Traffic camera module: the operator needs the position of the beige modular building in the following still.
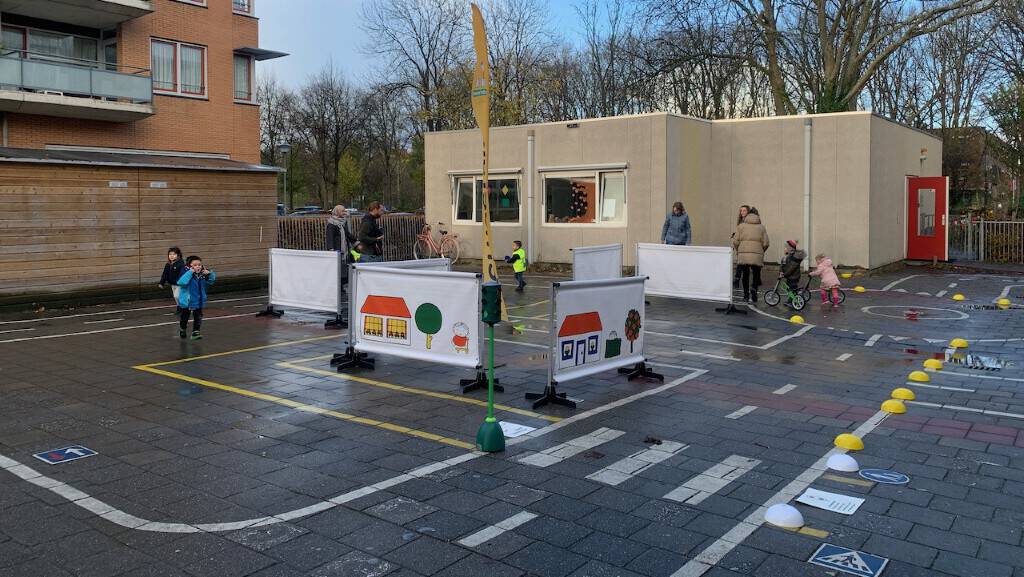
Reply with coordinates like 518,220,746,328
424,111,943,270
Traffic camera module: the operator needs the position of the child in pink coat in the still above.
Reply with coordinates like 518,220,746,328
809,254,841,306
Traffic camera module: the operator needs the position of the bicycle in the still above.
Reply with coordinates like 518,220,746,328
413,222,461,263
762,273,807,310
799,276,847,305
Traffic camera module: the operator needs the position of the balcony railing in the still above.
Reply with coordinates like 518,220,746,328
0,50,152,104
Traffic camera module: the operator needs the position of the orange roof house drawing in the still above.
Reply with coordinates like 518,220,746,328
361,296,412,346
558,312,602,369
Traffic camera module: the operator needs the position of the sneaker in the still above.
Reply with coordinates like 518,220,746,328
515,286,524,292
190,331,202,340
750,293,757,304
179,329,187,339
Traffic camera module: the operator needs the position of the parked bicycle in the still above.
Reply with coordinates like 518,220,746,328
799,276,847,305
762,272,807,310
413,222,461,263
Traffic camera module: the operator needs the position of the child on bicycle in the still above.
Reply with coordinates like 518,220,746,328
809,253,841,307
780,240,805,307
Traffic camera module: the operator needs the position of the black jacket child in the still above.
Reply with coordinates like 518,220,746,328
159,259,185,287
781,249,806,290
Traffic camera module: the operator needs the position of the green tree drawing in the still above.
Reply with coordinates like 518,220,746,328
415,303,443,349
625,309,641,353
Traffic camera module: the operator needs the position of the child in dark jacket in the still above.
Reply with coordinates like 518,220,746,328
158,247,185,310
780,240,806,304
176,255,216,340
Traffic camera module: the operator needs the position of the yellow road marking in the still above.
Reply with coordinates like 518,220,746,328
146,335,343,367
507,299,550,311
133,363,475,450
278,358,561,422
780,525,830,538
821,473,875,487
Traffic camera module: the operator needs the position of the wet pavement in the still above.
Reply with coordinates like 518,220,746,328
2,268,1024,577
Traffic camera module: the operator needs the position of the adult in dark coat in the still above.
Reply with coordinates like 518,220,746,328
326,205,356,254
358,201,385,262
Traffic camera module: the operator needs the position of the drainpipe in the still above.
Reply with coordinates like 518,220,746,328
1,112,7,147
527,129,536,263
803,118,812,271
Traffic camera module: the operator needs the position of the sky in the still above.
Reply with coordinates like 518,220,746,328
258,0,583,89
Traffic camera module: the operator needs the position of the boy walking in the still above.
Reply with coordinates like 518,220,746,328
177,255,216,339
505,240,527,292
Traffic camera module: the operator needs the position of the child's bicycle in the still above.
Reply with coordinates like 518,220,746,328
762,273,807,310
413,222,461,263
799,276,847,305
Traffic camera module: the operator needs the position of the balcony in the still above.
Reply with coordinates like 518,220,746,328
0,0,152,28
0,52,154,122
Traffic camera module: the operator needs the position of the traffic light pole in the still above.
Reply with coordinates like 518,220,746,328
476,281,505,452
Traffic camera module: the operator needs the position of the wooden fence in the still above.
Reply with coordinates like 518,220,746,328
277,214,426,261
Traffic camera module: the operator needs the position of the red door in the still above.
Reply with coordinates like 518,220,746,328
907,176,949,261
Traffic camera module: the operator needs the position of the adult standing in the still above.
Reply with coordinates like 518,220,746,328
661,202,692,245
358,201,386,262
326,205,356,254
732,205,750,288
732,208,769,303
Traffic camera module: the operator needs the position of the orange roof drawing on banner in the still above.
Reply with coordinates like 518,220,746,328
559,312,603,336
361,296,412,318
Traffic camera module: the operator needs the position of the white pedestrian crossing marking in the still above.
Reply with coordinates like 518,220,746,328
836,353,852,361
724,406,757,419
773,384,797,395
663,455,761,505
457,511,538,547
517,427,625,468
863,334,882,347
818,551,872,572
586,441,689,486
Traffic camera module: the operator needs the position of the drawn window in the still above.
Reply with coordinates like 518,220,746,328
562,341,573,360
364,316,383,337
587,335,599,355
386,319,407,339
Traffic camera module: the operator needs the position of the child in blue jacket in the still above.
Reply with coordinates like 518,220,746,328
177,255,215,339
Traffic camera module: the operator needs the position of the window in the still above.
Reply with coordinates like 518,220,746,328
151,39,206,97
233,54,253,101
543,171,626,225
174,0,207,6
918,189,935,237
1,26,25,58
233,0,254,15
452,176,520,223
386,319,408,339
1,26,98,64
364,316,383,337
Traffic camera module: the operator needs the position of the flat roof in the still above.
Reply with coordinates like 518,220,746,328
0,147,282,172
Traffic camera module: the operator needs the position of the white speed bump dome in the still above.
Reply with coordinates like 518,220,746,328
765,503,804,529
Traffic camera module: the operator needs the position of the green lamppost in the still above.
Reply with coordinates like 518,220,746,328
476,280,505,452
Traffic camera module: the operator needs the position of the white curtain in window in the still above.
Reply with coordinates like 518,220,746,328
29,30,72,60
2,28,25,58
72,37,98,63
600,173,626,222
233,54,250,99
151,41,174,90
180,44,203,94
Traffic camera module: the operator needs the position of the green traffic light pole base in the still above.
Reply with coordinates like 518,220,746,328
476,417,505,452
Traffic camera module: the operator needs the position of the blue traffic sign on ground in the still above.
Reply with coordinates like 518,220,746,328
810,544,889,577
33,445,97,465
859,468,909,485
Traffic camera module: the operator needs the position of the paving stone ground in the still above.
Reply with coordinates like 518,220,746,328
3,268,1024,576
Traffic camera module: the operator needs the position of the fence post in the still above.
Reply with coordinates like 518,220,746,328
979,218,985,262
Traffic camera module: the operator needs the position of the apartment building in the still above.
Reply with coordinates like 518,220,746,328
0,0,286,306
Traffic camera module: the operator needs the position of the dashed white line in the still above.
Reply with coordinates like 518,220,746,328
0,328,35,335
907,401,1024,420
882,275,921,291
458,511,538,547
904,381,975,393
0,295,266,325
836,353,853,362
0,313,253,344
664,455,761,505
935,290,948,298
586,441,689,486
517,427,625,468
863,334,883,347
772,384,797,395
82,318,125,325
724,406,757,420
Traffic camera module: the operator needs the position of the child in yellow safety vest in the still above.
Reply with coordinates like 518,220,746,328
504,240,527,292
349,242,364,263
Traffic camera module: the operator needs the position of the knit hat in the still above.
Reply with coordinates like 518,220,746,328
786,240,799,250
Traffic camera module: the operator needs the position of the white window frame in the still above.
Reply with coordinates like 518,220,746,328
450,174,522,226
541,169,628,228
173,0,207,6
151,38,208,99
233,53,254,103
232,0,255,15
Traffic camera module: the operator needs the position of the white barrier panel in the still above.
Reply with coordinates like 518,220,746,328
269,248,342,313
356,258,451,271
550,276,646,383
636,243,733,303
351,267,481,369
572,244,623,281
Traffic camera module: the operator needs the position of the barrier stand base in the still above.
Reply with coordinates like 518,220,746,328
525,383,576,410
331,346,375,371
324,315,347,330
617,361,665,382
461,371,503,394
256,305,284,318
714,302,748,315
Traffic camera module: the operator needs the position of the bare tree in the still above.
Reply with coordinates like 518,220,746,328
257,74,293,166
482,0,555,125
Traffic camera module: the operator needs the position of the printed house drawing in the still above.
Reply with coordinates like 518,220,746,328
559,312,603,369
361,296,412,346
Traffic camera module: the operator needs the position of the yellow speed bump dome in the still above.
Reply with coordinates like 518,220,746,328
923,358,943,370
881,399,907,414
952,293,966,301
891,387,916,401
841,273,853,279
853,286,866,292
998,298,1011,308
908,370,930,383
949,338,969,349
789,315,804,324
834,433,864,451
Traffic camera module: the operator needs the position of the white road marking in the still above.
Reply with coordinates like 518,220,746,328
916,292,932,296
586,441,689,486
889,336,909,342
82,318,125,325
724,406,757,420
670,410,891,577
881,275,921,291
863,334,882,347
664,455,761,505
836,353,853,361
995,285,1024,303
458,511,538,547
232,303,267,308
0,328,34,335
773,384,797,395
907,401,1024,420
0,313,253,344
933,371,1024,383
518,427,626,467
935,291,948,298
904,381,975,392
949,283,958,288
0,295,266,325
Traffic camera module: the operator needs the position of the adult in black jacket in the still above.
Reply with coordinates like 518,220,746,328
326,205,356,254
358,201,385,262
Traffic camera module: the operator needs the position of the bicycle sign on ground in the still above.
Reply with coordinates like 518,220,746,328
33,445,97,465
809,544,889,577
859,469,909,485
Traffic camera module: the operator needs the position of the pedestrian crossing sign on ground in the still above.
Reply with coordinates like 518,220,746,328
809,543,888,577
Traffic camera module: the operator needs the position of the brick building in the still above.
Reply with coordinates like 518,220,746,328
0,0,285,306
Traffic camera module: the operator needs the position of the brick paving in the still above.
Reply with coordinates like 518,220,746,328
1,270,1024,576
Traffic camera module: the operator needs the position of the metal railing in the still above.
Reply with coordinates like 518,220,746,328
277,214,426,261
950,219,1024,263
0,50,152,104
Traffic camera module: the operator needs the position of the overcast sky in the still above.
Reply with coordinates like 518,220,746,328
257,0,584,89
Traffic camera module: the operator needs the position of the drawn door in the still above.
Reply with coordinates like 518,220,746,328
575,339,586,365
907,176,949,261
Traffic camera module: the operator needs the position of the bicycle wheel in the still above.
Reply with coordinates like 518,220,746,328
800,287,811,302
834,288,847,305
792,294,806,311
413,239,432,260
439,236,460,264
763,290,781,307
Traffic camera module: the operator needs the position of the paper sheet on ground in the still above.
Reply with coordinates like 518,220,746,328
796,488,864,515
499,422,536,438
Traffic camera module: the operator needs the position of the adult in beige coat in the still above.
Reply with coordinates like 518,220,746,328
732,211,770,303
